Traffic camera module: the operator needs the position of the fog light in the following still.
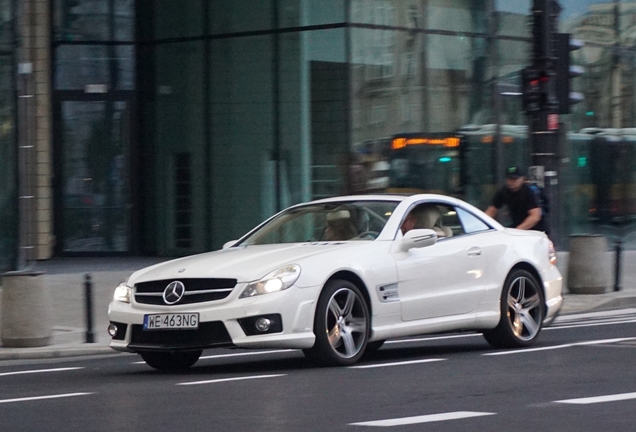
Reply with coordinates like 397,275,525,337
108,323,118,337
255,318,271,332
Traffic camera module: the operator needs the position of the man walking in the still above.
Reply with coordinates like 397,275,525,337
485,166,547,232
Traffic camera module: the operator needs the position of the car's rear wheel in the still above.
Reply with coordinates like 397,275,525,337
365,340,385,353
303,280,369,366
483,269,545,349
139,350,202,371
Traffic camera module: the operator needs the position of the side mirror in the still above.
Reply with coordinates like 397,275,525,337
222,240,238,249
400,229,437,251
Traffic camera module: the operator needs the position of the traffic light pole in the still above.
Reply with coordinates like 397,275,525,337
524,1,583,245
526,0,562,243
529,108,560,241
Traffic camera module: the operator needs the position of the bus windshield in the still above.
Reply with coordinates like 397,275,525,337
388,133,462,195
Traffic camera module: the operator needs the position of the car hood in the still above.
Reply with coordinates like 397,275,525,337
127,242,367,285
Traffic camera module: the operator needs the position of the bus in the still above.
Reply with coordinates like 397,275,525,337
386,125,529,211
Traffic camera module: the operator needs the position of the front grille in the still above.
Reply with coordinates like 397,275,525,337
134,278,237,305
129,321,233,349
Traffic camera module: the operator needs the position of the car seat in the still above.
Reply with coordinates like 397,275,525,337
416,205,453,238
324,209,358,241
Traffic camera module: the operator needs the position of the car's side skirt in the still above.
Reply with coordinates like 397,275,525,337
371,310,500,341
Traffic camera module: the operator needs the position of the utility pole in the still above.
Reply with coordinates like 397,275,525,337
525,0,561,240
523,0,583,244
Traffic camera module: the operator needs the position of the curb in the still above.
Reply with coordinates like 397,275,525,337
0,343,118,361
560,292,636,315
2,294,636,362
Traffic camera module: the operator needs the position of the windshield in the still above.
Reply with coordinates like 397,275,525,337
237,201,400,246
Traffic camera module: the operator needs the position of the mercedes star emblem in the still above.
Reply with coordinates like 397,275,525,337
163,281,186,305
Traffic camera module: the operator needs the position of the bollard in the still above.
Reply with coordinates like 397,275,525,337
1,271,52,347
615,239,622,292
567,234,611,294
84,273,95,343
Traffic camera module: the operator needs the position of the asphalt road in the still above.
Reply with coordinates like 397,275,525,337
1,309,636,432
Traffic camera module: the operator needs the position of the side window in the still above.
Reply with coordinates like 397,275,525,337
402,202,461,239
438,204,464,237
456,207,491,234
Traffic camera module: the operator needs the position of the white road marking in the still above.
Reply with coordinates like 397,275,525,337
484,337,636,356
177,374,286,386
546,319,636,330
555,308,636,322
350,411,496,427
349,358,446,369
133,349,295,364
555,392,636,405
386,334,482,344
0,392,93,405
200,349,296,360
0,367,83,377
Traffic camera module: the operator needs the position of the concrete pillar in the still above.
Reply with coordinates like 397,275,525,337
567,234,612,294
1,271,52,347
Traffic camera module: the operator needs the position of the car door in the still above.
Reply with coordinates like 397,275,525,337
397,203,490,321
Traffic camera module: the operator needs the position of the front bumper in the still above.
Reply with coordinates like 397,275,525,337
108,283,321,352
542,264,563,326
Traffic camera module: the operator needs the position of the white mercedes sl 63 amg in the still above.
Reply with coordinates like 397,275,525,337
108,194,562,370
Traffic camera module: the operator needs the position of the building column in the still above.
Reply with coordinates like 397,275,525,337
17,0,53,263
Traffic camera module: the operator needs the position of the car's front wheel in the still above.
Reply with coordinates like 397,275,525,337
483,269,545,349
303,280,370,366
139,350,202,371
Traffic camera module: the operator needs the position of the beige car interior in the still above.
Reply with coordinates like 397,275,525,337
413,205,453,238
324,209,358,241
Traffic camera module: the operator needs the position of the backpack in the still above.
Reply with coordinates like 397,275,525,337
528,183,549,215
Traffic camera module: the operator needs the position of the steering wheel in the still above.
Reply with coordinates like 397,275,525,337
355,231,379,240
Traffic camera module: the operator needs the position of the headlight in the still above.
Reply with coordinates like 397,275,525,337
548,241,557,266
114,280,132,303
240,265,301,298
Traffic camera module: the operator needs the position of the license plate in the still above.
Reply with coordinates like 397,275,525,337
143,313,199,330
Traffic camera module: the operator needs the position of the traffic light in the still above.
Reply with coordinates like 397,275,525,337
555,32,585,114
522,68,543,113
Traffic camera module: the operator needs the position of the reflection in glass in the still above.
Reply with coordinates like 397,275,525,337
209,0,272,34
155,42,205,254
279,30,347,203
496,4,531,37
54,0,134,42
0,56,16,270
278,0,345,27
55,45,135,90
61,101,129,252
0,0,12,51
426,0,488,33
351,30,490,149
155,0,203,39
210,36,274,246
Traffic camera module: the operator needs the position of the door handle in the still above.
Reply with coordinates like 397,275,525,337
467,247,482,257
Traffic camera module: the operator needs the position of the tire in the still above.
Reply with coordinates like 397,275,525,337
303,279,370,366
483,269,545,349
365,340,385,353
139,350,202,371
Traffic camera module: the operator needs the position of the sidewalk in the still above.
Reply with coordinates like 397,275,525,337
1,252,635,361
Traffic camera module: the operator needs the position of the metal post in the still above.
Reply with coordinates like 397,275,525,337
614,238,622,292
84,273,95,343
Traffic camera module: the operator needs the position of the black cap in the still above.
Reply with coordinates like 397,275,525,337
505,166,523,178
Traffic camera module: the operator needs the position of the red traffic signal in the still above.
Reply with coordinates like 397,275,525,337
522,68,545,113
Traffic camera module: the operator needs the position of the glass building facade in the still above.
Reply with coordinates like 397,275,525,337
2,0,636,271
0,0,16,271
